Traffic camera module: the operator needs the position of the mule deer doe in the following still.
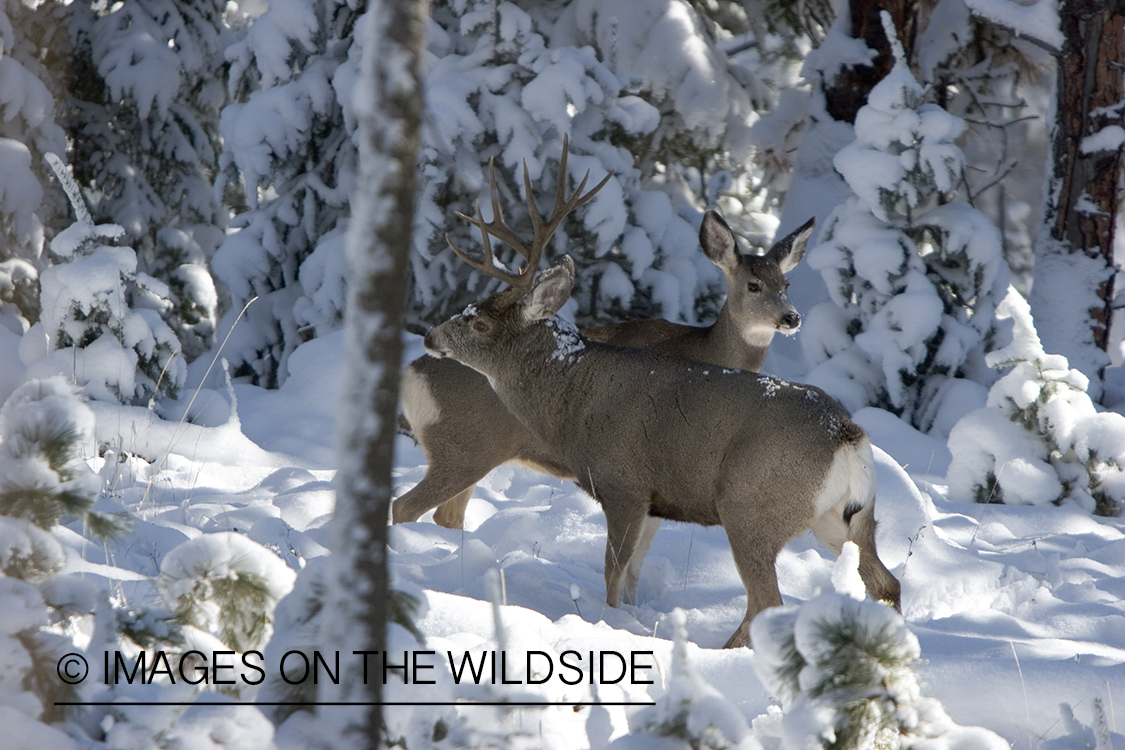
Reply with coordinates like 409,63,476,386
395,144,814,532
420,157,901,649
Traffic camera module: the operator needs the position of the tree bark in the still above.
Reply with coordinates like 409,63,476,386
823,0,920,124
1031,0,1125,393
322,0,426,745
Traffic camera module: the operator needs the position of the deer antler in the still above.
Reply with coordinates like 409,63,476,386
446,134,613,302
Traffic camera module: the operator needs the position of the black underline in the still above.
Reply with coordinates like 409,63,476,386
55,701,655,707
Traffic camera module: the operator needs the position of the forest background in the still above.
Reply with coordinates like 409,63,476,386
0,0,1123,747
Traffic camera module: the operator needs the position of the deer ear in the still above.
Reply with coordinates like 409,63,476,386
768,216,815,273
522,256,575,322
700,210,739,272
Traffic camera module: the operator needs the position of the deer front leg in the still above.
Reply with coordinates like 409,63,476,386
719,501,796,648
623,515,661,606
601,500,651,608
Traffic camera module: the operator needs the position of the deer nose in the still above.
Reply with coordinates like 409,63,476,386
780,311,801,330
423,330,445,356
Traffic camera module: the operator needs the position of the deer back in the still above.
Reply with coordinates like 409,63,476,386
424,261,861,526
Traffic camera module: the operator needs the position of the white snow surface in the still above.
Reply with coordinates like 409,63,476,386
20,329,1123,747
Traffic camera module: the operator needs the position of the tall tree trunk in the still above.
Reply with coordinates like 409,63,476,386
1030,0,1125,398
822,0,919,124
321,0,426,745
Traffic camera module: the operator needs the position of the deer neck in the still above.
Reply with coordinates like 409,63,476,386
707,306,771,373
482,319,599,443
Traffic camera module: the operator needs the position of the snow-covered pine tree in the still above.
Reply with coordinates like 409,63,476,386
750,542,1009,750
409,0,778,332
545,0,761,196
801,12,1011,431
743,0,829,206
23,156,186,405
946,288,1125,517
0,376,114,544
0,377,121,723
0,0,69,330
213,0,362,387
157,532,297,655
68,0,233,362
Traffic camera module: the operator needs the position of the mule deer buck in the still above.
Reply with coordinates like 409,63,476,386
419,157,901,649
395,143,814,531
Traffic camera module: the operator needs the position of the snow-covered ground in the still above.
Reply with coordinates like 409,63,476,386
60,329,1124,748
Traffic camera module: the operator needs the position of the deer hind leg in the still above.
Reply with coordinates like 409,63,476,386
393,464,490,524
810,440,901,612
432,485,474,529
623,516,661,606
847,501,901,612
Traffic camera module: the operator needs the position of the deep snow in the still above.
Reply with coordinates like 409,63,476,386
53,328,1125,747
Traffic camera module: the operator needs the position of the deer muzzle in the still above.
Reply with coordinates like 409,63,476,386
779,310,801,333
423,327,451,358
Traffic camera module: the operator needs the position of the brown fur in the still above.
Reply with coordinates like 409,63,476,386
395,212,813,529
422,257,901,648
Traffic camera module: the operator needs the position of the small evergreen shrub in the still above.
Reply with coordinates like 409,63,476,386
157,532,297,653
946,288,1125,516
751,543,1008,750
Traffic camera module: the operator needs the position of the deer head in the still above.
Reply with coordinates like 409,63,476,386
426,137,611,369
699,211,813,348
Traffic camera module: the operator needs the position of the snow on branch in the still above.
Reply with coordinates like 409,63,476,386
962,0,1063,51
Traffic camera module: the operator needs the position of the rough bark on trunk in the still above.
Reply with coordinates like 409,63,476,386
823,0,920,124
1031,0,1125,394
323,0,426,745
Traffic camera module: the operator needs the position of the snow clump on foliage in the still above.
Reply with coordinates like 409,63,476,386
0,377,107,549
158,531,297,654
749,542,1009,750
22,157,186,406
802,14,1010,431
623,608,748,749
946,288,1125,516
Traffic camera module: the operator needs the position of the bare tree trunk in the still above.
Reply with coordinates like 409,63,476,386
321,0,426,745
1030,0,1125,397
823,0,919,124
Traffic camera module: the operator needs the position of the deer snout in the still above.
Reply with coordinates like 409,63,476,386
423,329,449,358
779,310,801,333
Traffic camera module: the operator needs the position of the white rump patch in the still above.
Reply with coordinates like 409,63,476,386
401,366,441,432
814,437,876,520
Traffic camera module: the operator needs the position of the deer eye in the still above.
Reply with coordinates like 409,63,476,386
747,281,761,293
472,320,490,333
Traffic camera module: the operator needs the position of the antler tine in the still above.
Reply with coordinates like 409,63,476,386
445,199,523,288
448,137,614,297
521,134,615,274
482,157,535,258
